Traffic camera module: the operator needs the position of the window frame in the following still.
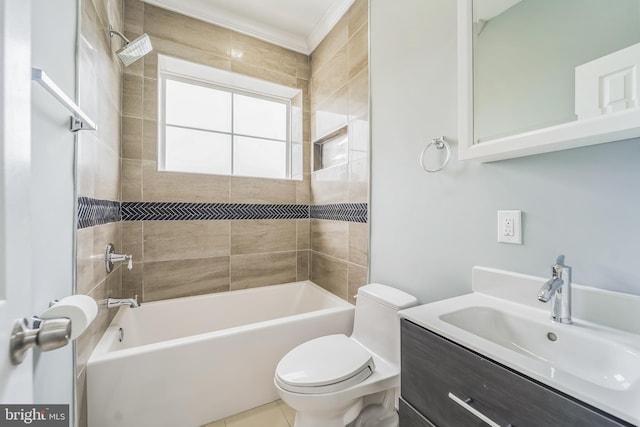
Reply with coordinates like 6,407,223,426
157,55,299,180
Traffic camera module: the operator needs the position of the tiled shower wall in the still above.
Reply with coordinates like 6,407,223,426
310,0,370,303
74,0,124,425
119,0,313,301
118,0,369,303
73,0,368,424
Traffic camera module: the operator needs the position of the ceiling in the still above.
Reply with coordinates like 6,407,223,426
142,0,356,54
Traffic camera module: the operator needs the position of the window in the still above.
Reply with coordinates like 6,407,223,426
158,55,302,180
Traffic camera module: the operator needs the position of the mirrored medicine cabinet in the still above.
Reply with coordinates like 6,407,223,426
458,0,640,162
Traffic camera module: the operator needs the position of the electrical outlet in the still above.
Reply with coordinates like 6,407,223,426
497,210,522,244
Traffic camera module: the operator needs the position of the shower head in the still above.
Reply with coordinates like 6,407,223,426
109,25,153,67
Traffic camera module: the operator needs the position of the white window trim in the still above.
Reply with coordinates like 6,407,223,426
157,54,301,179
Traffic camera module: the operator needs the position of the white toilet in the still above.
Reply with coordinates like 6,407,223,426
274,284,418,427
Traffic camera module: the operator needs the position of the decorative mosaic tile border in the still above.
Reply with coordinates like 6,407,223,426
77,198,368,228
310,203,368,223
77,197,121,229
121,202,309,221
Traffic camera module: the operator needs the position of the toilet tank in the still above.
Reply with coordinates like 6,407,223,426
350,284,418,365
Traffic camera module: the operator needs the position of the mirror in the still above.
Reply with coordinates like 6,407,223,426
458,0,640,162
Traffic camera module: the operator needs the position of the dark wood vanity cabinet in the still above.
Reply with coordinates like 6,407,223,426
399,319,633,427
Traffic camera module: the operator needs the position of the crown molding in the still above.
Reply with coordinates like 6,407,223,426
306,0,356,53
142,0,354,55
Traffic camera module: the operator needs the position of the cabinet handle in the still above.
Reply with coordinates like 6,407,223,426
448,392,514,427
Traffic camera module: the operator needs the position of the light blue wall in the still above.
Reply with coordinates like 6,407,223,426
369,0,640,304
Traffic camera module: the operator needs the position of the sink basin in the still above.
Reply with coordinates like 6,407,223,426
440,306,640,391
399,266,640,426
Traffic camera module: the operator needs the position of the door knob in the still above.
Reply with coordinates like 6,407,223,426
9,317,71,365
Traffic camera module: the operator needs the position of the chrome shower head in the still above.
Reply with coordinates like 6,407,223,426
109,25,153,67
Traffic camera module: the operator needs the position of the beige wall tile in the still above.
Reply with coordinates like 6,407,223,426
143,50,158,79
142,119,158,161
349,118,369,160
77,38,98,121
310,46,348,110
348,222,368,266
142,160,230,202
97,38,122,115
348,264,368,304
123,73,143,118
77,277,110,370
349,0,368,37
106,267,123,315
297,219,310,250
144,257,230,301
349,68,369,120
231,220,296,255
230,176,296,204
311,163,349,205
230,252,297,290
77,0,124,418
121,159,142,201
143,77,157,121
121,262,143,301
76,136,96,197
348,25,368,80
143,38,232,79
310,252,348,299
122,221,143,261
311,219,349,260
349,158,369,203
296,52,311,80
144,4,231,57
96,85,122,152
312,86,349,141
122,116,142,160
230,31,297,77
230,61,297,87
297,250,310,281
95,143,120,201
144,220,230,262
124,0,144,34
311,15,349,76
76,227,94,296
296,176,311,204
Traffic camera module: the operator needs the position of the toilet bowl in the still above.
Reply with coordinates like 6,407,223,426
274,284,418,427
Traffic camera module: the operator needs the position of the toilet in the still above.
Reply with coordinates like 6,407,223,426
274,284,418,427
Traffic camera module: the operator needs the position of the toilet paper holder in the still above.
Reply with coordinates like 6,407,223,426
9,316,71,365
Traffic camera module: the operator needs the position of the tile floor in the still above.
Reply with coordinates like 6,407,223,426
201,400,295,427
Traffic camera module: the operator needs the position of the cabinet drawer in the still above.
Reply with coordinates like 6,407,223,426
401,319,631,427
399,398,435,427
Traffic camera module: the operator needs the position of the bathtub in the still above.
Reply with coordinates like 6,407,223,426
86,281,354,427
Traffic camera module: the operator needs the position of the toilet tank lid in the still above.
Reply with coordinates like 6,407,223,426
358,284,418,310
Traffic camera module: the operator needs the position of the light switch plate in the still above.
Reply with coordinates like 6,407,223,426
497,210,522,244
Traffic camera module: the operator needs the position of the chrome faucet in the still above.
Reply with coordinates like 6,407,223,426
107,295,140,309
537,255,572,324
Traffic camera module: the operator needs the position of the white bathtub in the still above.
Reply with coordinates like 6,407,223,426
86,281,354,427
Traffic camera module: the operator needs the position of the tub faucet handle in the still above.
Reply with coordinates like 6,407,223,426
105,243,133,273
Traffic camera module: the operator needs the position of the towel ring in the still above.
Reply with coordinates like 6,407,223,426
420,137,451,173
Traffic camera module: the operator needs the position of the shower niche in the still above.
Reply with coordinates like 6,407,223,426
313,125,348,171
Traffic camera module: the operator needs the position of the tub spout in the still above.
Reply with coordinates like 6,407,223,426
107,295,139,309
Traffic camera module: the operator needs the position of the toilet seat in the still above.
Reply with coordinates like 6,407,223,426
275,334,375,394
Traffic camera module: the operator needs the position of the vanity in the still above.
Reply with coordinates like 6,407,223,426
398,267,640,427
